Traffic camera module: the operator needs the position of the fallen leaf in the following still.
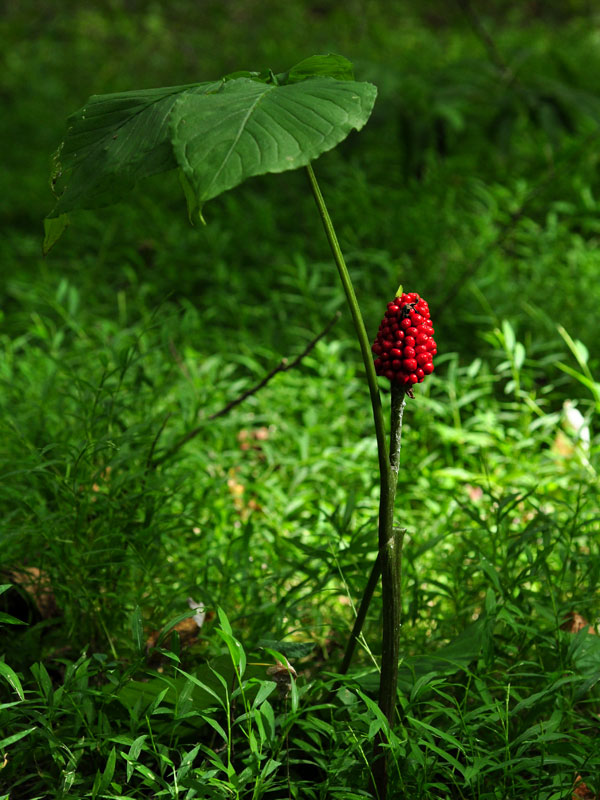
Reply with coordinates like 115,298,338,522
9,567,58,619
573,775,597,799
267,659,297,697
561,612,596,635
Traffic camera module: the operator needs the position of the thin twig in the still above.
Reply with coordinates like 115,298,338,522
146,413,171,473
210,310,341,420
151,312,341,468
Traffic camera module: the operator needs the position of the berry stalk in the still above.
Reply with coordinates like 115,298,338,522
305,164,390,485
307,163,437,799
372,383,406,798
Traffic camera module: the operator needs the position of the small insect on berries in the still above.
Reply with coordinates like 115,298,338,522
372,292,437,395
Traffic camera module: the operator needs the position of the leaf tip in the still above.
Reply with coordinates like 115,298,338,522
42,214,69,256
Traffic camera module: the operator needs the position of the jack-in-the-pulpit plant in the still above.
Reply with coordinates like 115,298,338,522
44,53,437,800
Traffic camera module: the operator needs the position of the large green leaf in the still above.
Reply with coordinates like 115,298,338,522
44,55,376,252
49,81,223,218
171,76,376,217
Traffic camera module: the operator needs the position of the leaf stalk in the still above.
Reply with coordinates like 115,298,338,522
305,164,389,483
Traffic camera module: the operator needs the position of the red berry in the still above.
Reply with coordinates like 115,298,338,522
372,291,437,394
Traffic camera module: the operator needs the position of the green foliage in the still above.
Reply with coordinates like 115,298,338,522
45,54,376,249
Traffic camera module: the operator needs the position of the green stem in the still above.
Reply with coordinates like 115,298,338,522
338,552,381,675
305,164,389,483
307,163,406,800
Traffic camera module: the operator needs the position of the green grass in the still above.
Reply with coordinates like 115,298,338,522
2,2,600,798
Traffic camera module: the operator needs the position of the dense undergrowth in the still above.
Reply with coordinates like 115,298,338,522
1,2,600,798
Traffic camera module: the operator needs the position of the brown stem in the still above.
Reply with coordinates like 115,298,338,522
372,385,406,799
151,312,340,467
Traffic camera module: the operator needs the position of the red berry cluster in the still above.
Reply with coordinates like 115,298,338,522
372,292,437,391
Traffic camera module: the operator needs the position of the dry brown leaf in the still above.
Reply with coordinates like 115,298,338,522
237,426,271,453
145,616,201,651
9,567,58,619
227,468,261,519
561,612,596,635
553,430,577,459
573,775,597,799
267,659,297,697
466,484,483,502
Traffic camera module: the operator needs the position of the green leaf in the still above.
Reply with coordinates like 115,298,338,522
93,746,116,798
217,607,233,636
286,53,355,83
0,661,24,700
0,612,26,626
356,618,488,694
150,608,199,650
257,639,315,659
31,662,53,700
171,76,376,211
126,735,149,782
48,81,223,219
42,214,69,255
45,57,376,248
0,726,36,750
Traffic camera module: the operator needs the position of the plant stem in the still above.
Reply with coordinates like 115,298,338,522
339,390,407,676
307,164,406,798
373,384,406,799
338,552,381,675
305,164,389,483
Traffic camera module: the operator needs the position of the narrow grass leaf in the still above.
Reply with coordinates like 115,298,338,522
130,605,144,653
126,735,148,782
95,746,116,797
0,726,36,749
0,661,24,700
